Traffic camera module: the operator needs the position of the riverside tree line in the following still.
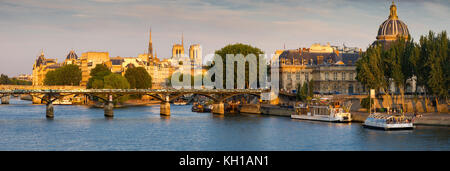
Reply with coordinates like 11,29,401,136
356,30,449,111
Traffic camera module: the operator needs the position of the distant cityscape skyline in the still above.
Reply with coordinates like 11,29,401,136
1,0,449,76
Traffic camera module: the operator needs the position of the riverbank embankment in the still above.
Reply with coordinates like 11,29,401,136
351,112,450,126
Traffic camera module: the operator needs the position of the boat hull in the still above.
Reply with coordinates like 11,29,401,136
363,122,414,130
291,114,351,123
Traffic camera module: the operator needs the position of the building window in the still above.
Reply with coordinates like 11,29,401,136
296,72,301,80
287,72,291,80
342,72,345,81
305,73,309,81
334,72,337,80
325,72,329,80
350,73,354,80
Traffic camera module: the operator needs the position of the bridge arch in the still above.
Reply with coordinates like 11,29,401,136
218,93,261,103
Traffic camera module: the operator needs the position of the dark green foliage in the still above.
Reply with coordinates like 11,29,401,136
361,96,373,110
422,31,449,100
0,74,9,84
214,43,264,88
44,64,81,86
308,79,314,97
356,44,387,91
103,73,130,89
296,81,313,102
124,67,152,89
357,30,449,111
87,64,112,89
0,74,32,85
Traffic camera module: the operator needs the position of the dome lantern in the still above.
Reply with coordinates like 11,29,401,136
376,1,409,43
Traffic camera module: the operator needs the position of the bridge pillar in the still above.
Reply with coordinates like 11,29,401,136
212,102,225,115
104,102,114,117
46,102,54,118
104,95,114,118
160,102,170,116
1,95,10,104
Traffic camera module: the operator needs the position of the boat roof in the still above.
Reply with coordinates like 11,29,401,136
368,113,411,120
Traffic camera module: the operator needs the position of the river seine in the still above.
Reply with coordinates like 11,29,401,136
0,98,448,151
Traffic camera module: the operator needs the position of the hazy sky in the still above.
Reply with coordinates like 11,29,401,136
0,0,449,76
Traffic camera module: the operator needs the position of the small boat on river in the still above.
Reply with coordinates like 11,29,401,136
291,100,352,122
192,102,212,113
363,113,414,130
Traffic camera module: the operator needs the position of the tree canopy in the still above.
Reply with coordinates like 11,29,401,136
356,30,449,111
44,64,82,86
87,64,112,89
103,73,130,89
124,67,152,89
0,74,32,85
214,43,264,89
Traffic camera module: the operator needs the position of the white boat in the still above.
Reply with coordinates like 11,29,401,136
291,103,352,123
53,99,72,105
173,101,187,105
363,113,414,130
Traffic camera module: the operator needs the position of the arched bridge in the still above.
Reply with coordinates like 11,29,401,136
0,88,270,118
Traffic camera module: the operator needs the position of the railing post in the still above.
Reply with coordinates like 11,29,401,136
104,94,114,117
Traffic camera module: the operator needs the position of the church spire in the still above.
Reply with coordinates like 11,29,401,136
181,32,184,47
148,28,153,61
389,0,398,19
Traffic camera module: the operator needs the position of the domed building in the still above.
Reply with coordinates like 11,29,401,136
64,50,79,65
375,1,410,46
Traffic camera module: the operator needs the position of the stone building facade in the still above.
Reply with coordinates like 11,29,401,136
278,43,363,95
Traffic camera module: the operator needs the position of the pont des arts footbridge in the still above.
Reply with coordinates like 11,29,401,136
0,85,270,118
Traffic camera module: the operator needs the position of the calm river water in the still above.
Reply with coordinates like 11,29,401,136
0,98,448,151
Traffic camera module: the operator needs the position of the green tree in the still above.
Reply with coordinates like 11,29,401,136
308,79,314,98
296,82,309,101
44,70,59,85
43,64,81,86
124,67,152,89
425,31,449,110
0,74,11,84
87,64,112,89
361,96,374,110
356,44,388,92
103,73,130,103
384,36,416,111
59,64,82,85
296,83,302,101
103,73,130,89
214,43,264,88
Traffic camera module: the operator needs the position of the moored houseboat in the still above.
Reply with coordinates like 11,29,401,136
291,101,352,122
363,113,414,130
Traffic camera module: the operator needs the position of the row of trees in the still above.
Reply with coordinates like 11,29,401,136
43,63,152,89
0,74,32,85
86,64,152,89
356,30,449,110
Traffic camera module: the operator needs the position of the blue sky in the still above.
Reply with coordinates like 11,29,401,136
0,0,449,76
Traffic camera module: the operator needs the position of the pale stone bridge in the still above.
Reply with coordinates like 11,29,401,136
0,87,269,118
